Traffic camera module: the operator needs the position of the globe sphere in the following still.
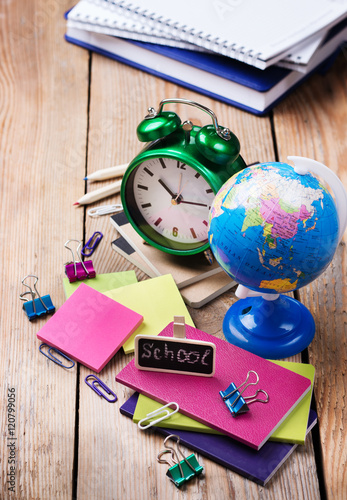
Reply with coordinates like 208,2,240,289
208,162,339,294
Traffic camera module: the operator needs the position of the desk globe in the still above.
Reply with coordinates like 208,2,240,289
208,156,347,359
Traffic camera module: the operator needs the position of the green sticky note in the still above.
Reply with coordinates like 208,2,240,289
104,274,194,354
63,271,138,299
269,361,315,444
133,361,315,445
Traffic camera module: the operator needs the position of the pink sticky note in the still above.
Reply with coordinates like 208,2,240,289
37,283,143,372
116,323,311,450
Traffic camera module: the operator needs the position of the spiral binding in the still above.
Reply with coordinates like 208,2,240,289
70,0,194,47
104,0,264,66
69,0,265,66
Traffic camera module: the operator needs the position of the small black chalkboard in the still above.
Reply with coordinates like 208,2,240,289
134,335,216,377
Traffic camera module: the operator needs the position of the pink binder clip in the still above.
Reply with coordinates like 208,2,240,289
64,239,96,283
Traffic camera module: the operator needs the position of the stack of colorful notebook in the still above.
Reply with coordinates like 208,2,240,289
116,321,316,485
64,0,347,114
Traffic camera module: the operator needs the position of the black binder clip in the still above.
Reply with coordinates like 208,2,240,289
157,434,203,488
19,275,55,321
84,375,117,403
64,239,96,283
220,370,269,417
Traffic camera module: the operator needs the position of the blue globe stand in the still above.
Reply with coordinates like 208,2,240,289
223,295,316,359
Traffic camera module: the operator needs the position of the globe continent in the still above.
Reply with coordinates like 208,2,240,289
208,162,339,293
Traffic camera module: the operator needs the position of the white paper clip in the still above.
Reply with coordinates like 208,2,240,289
88,204,123,217
138,402,179,430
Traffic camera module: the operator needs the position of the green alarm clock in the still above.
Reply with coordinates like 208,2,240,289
121,98,247,256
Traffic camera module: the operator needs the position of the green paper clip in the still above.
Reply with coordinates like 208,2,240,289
157,434,203,488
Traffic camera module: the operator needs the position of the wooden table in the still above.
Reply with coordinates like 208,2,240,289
1,2,346,499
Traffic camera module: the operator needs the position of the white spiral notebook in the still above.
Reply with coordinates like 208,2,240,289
72,0,347,69
67,0,205,50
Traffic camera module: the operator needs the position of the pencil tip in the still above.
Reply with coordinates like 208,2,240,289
83,177,88,180
73,202,80,206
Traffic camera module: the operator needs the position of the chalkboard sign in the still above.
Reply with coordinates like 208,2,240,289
134,335,216,377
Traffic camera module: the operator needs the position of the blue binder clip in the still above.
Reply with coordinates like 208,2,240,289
220,370,269,417
84,375,117,403
157,434,203,488
20,275,55,321
39,343,75,369
81,231,103,257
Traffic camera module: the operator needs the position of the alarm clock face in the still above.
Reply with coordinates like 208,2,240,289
123,157,216,253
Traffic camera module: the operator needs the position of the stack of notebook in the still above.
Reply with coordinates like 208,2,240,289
65,0,347,114
116,321,317,485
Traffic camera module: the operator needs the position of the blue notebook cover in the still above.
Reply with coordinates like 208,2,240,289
64,31,285,115
120,392,317,486
64,13,345,115
123,41,291,93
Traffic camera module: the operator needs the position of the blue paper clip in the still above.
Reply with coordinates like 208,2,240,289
81,231,103,257
157,434,203,488
20,275,55,321
84,375,117,403
39,343,75,369
220,370,269,417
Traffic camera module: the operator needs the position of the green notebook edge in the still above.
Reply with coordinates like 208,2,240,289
133,360,315,444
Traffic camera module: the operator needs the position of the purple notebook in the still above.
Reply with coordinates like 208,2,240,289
120,392,317,486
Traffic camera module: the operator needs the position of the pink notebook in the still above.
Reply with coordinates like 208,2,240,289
116,323,311,450
37,283,143,372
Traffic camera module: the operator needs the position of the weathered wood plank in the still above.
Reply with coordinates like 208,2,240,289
0,1,89,498
273,53,347,500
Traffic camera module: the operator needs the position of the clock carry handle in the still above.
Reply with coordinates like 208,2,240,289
153,98,232,141
289,156,347,242
138,97,242,166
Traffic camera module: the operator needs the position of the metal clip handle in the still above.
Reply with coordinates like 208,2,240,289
19,291,36,303
64,239,88,276
163,434,197,476
149,98,232,140
245,389,269,405
157,449,179,468
20,275,48,313
223,370,259,408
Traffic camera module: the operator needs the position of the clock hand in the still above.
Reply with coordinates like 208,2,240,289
158,178,207,207
180,200,209,207
158,179,176,198
174,180,190,201
177,172,182,194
